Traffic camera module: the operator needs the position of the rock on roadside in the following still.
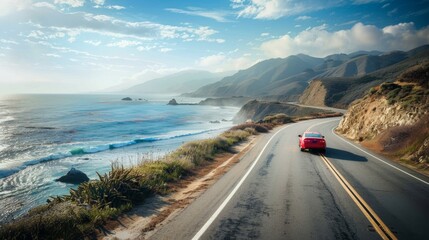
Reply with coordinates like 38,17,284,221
56,168,89,184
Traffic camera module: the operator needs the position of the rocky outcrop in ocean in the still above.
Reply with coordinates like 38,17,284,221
56,168,89,184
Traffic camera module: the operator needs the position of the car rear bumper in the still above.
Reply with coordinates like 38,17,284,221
302,143,326,149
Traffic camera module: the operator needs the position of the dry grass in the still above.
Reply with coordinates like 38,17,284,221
377,115,429,160
363,115,429,176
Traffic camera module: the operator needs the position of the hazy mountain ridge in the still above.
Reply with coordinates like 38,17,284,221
122,70,233,94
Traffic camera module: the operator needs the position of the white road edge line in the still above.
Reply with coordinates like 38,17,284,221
192,123,294,240
331,126,429,186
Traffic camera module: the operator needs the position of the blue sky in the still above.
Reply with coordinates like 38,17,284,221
0,0,428,93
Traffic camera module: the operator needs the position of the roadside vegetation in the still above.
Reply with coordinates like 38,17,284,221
0,118,287,240
368,63,429,108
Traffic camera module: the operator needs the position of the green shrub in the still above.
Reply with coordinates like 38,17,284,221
386,88,401,100
133,161,187,193
369,87,377,95
263,113,292,124
231,123,269,133
66,166,142,209
380,82,401,93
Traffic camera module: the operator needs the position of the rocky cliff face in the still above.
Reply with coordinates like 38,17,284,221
298,80,327,107
337,62,429,164
337,95,426,141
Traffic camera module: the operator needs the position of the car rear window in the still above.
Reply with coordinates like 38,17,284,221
304,133,322,138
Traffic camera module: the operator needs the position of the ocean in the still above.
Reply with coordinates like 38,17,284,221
0,94,238,223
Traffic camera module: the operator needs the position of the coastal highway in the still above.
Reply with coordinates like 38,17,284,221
150,118,429,240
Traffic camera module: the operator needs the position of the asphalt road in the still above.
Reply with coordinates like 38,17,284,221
151,118,429,240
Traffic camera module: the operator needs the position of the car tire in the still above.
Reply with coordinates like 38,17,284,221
320,149,326,154
300,148,305,152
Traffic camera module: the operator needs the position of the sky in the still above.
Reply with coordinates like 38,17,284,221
0,0,428,94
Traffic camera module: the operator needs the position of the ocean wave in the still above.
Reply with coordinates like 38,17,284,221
0,128,222,179
0,116,14,124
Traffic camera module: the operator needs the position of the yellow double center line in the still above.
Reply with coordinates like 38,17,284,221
319,153,398,240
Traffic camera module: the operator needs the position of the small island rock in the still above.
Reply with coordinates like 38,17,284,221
168,98,178,105
122,97,133,101
56,168,89,184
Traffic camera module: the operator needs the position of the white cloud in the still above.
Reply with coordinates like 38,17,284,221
21,4,220,42
382,3,390,8
45,53,61,58
33,2,57,9
296,15,311,20
137,45,156,51
160,48,172,53
84,40,101,46
198,54,226,67
26,39,138,61
230,0,245,9
27,30,66,40
54,0,84,8
261,32,270,36
233,0,342,19
0,0,31,16
92,0,105,5
94,4,126,10
353,0,385,4
197,53,259,72
260,22,429,58
106,5,125,10
107,40,141,48
166,7,231,22
0,39,19,44
388,8,398,16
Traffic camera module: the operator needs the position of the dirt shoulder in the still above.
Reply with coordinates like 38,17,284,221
361,138,429,177
100,135,260,240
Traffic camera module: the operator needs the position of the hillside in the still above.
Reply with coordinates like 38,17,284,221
233,100,338,123
122,70,232,94
337,62,429,167
299,45,429,108
198,96,253,107
187,55,324,101
316,51,407,78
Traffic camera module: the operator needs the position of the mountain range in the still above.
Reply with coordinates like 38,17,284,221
186,45,429,106
121,70,233,94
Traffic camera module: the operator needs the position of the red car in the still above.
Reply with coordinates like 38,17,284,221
298,131,326,153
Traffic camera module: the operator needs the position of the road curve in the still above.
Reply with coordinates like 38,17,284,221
150,118,429,240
